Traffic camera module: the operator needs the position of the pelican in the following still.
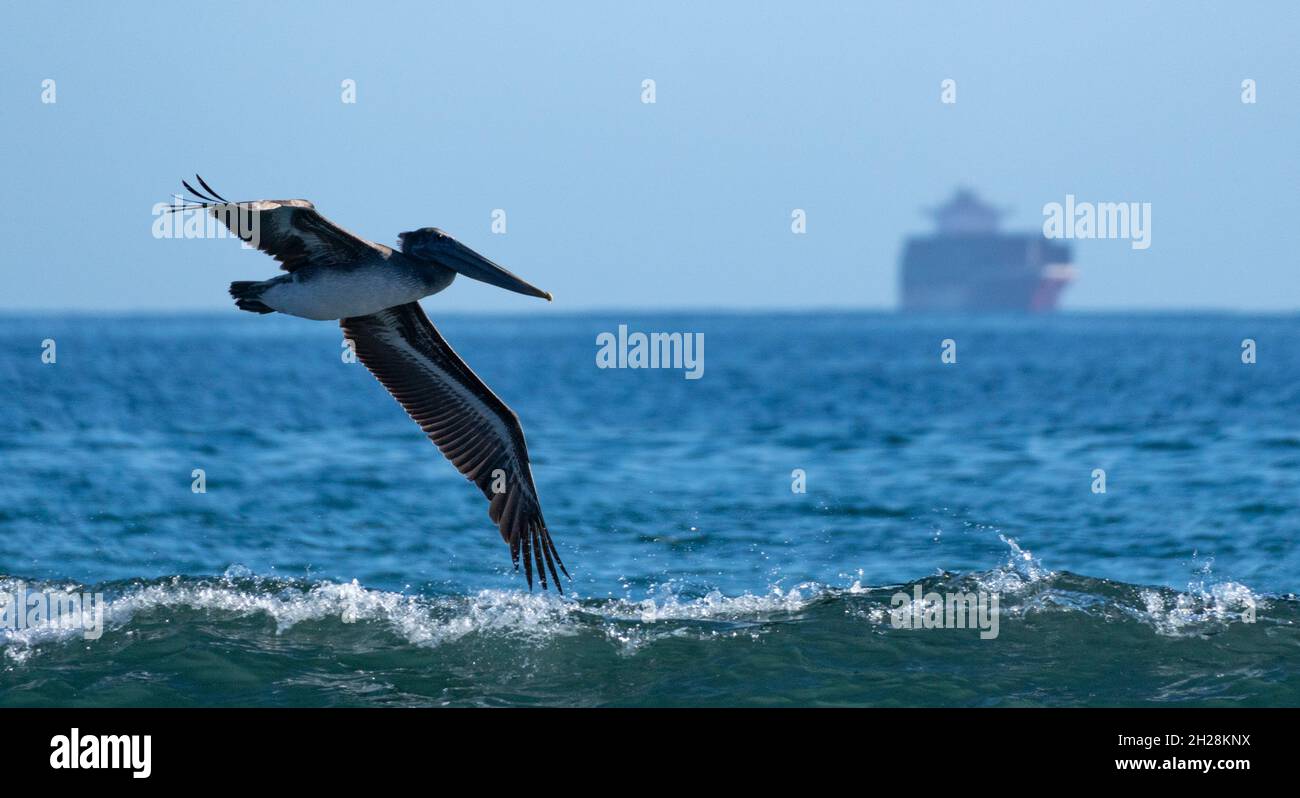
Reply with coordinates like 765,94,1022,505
171,176,567,590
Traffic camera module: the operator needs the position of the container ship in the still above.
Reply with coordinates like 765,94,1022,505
899,189,1076,312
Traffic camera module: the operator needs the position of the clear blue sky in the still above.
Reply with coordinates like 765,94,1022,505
2,1,1297,312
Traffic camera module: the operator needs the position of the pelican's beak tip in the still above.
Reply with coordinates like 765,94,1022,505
543,291,553,302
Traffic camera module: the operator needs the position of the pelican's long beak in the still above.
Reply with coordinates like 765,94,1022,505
439,239,552,301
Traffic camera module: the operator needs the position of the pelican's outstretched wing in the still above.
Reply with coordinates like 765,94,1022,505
171,175,390,272
340,302,568,590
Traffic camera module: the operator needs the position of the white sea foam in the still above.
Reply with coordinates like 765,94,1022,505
1138,579,1262,635
0,571,827,663
0,554,1278,665
586,583,824,653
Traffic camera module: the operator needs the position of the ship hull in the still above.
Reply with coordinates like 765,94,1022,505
899,234,1074,312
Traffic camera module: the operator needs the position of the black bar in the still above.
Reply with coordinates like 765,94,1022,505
2,707,1287,783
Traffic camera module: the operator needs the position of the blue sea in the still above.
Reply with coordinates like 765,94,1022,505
1,311,1298,706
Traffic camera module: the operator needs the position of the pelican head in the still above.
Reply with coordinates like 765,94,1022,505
399,227,551,301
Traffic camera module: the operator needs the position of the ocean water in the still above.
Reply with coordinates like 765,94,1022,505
1,311,1298,706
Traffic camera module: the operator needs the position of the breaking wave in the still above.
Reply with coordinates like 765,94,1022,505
3,539,1295,706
